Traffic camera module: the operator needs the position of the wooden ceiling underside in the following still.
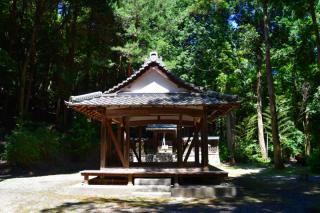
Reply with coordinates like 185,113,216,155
71,103,239,126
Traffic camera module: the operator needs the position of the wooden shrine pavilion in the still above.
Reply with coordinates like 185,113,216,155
65,52,240,185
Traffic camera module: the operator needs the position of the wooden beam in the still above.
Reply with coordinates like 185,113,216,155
105,120,126,167
131,142,140,163
183,138,195,163
182,133,192,155
106,107,203,117
183,124,201,163
129,120,194,127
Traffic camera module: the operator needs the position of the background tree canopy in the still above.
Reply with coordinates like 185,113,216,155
0,0,319,170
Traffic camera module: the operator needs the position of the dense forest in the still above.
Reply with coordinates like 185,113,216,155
0,0,319,171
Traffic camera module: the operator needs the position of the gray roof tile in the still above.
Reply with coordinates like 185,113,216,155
66,52,239,108
66,92,238,107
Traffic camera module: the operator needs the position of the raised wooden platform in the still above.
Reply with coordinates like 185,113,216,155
81,165,228,185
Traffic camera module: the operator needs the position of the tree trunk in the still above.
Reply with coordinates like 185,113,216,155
302,82,311,156
226,112,235,164
8,0,18,56
19,0,44,116
256,46,268,160
61,2,78,127
309,0,320,69
55,98,61,125
263,0,283,169
303,112,311,156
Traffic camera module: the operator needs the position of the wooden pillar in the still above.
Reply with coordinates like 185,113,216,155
100,119,107,169
177,114,183,167
201,108,209,168
128,174,133,186
124,117,130,168
106,121,110,167
138,126,142,162
117,123,121,148
194,119,200,165
154,132,158,152
83,175,89,184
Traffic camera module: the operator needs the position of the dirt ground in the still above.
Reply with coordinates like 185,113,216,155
0,164,319,213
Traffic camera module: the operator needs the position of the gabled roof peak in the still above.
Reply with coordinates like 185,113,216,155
105,51,202,94
149,51,159,61
140,51,165,69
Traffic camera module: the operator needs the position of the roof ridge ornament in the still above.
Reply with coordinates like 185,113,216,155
105,51,202,94
150,51,158,61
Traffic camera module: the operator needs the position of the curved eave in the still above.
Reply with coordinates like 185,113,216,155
65,101,240,123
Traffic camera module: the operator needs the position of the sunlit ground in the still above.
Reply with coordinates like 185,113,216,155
0,164,319,212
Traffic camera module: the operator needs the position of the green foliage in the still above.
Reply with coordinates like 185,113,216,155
235,140,270,164
264,97,304,160
0,0,320,168
234,114,270,163
62,116,99,161
218,138,229,162
4,122,60,168
308,86,320,117
307,149,320,173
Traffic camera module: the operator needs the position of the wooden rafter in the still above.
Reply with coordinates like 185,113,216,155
130,143,141,163
105,120,126,166
182,134,192,154
183,122,201,163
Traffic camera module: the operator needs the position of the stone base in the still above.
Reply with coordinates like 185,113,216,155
171,184,236,198
62,183,236,199
134,178,172,186
62,184,171,198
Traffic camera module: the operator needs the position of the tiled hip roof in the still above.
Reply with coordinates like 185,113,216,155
66,93,239,107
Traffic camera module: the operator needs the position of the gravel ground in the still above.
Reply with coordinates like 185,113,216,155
0,165,319,212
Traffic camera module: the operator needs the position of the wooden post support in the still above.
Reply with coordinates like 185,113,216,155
105,120,126,167
106,122,111,167
201,108,209,167
183,137,195,163
127,174,133,186
124,117,130,168
117,123,122,154
177,114,183,167
194,119,200,165
100,119,107,169
83,175,89,184
138,126,142,162
184,125,201,163
105,120,110,167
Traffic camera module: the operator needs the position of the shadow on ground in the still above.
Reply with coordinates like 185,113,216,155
40,197,289,213
39,164,320,212
0,161,98,182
